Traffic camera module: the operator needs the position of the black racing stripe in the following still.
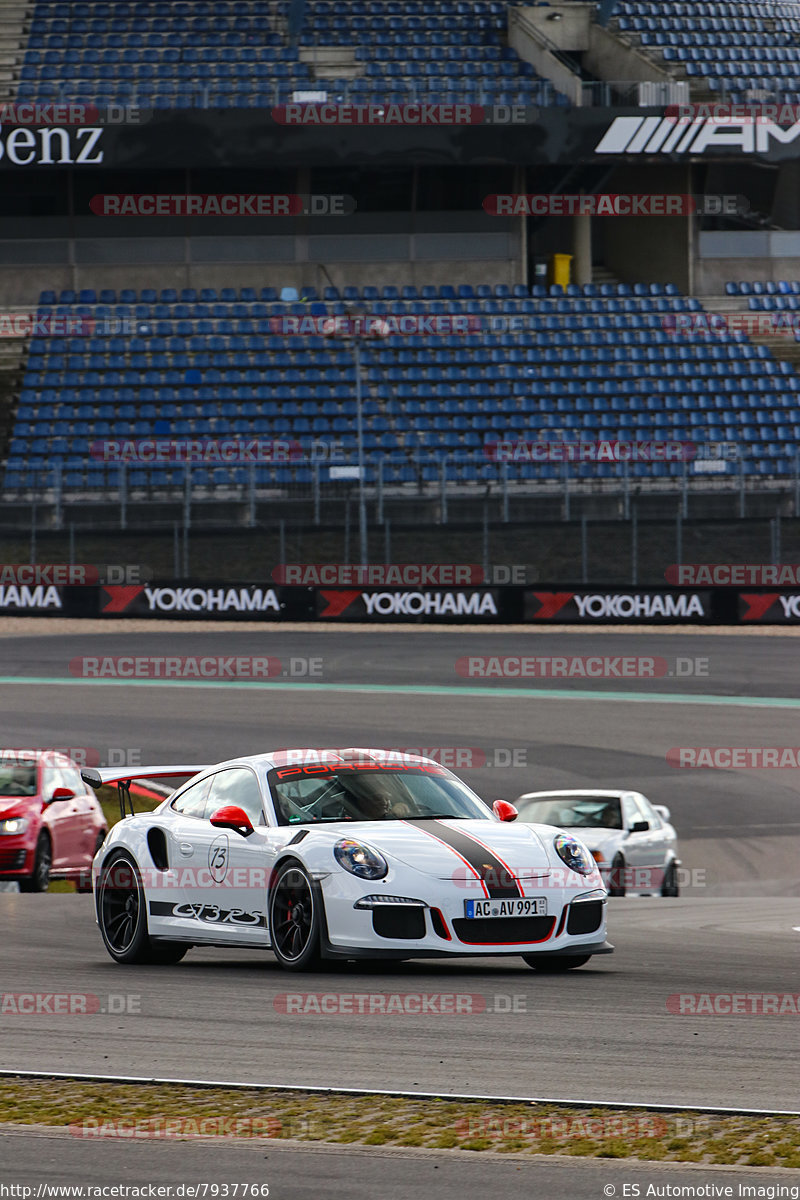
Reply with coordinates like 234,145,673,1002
405,819,523,898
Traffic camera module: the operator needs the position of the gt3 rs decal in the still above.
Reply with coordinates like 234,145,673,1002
150,901,265,927
403,820,524,899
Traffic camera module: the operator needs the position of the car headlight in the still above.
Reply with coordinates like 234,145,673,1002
0,817,28,835
554,832,596,876
334,839,388,880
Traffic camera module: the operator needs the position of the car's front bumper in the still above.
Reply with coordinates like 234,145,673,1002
321,935,614,961
320,870,611,959
599,859,680,894
0,840,32,878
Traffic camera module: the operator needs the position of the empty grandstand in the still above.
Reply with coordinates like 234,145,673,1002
2,0,800,563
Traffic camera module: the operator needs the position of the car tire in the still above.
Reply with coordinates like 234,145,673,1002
608,853,626,897
148,941,190,964
19,832,52,893
268,860,323,972
661,860,680,898
76,832,106,893
97,849,188,965
522,954,592,972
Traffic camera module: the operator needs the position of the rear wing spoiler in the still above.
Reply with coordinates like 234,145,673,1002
81,765,210,819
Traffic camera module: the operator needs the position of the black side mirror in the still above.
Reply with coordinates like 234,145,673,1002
629,819,649,833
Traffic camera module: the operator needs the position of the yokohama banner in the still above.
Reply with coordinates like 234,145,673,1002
523,589,719,623
314,587,507,622
7,582,800,622
737,592,800,622
98,583,315,620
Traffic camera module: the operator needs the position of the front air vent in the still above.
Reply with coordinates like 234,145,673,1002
566,900,603,935
452,916,555,945
372,906,426,940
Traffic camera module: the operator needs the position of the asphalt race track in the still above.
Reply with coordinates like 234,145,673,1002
1,628,800,885
0,891,796,1109
1,627,799,1193
2,1127,796,1200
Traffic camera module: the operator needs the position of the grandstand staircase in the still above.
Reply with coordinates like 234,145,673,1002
748,332,800,370
300,48,360,83
592,266,625,288
361,355,426,485
0,0,32,94
702,292,800,370
0,337,27,461
270,0,360,82
609,18,714,102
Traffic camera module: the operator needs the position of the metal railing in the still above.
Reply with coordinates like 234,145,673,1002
5,448,800,528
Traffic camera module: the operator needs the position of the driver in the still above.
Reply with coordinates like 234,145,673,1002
600,801,622,829
1,766,35,796
357,790,392,820
355,789,415,820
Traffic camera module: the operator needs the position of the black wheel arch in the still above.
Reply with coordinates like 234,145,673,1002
268,855,334,962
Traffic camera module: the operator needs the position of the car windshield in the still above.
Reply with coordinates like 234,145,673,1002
267,763,491,825
0,761,38,796
516,795,623,830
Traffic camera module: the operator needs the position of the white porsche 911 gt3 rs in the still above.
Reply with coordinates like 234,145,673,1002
84,749,613,973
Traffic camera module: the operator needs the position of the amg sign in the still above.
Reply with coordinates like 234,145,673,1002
595,115,800,156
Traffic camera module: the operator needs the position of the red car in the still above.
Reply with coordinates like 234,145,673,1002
0,752,108,892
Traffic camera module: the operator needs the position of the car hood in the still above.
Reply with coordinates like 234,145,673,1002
0,798,35,820
339,818,553,879
557,826,624,855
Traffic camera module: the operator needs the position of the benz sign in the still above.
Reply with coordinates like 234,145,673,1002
0,126,104,164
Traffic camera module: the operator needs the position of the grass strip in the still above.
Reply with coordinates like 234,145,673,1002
0,1078,798,1165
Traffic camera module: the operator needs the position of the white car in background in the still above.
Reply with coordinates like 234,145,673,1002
513,790,680,897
